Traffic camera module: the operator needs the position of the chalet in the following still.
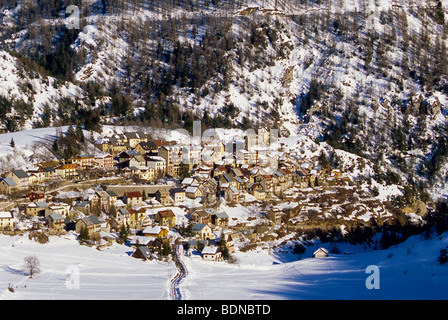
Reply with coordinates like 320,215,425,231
201,246,222,261
191,210,211,225
124,132,143,149
155,189,171,205
75,215,102,239
150,139,172,148
26,166,45,184
43,167,56,179
131,246,153,261
73,200,91,215
239,167,256,184
268,207,283,225
192,165,213,179
224,186,239,204
155,209,176,228
185,186,202,199
158,145,183,177
129,155,147,169
0,211,14,231
106,190,118,209
72,154,95,170
313,247,329,258
223,232,235,252
55,164,77,180
253,188,266,201
47,203,71,219
26,201,49,217
27,191,45,202
123,191,143,207
6,169,29,190
218,174,236,191
28,173,39,185
186,239,208,251
146,156,166,175
202,139,224,160
142,225,169,238
192,223,213,240
0,178,18,195
94,153,115,170
212,211,229,228
124,166,154,181
213,165,230,178
255,174,273,194
130,207,149,226
91,190,112,212
169,187,186,203
181,177,196,187
46,213,65,232
130,235,153,247
109,140,128,157
116,208,131,226
242,228,257,242
293,170,316,188
134,141,157,155
118,150,141,163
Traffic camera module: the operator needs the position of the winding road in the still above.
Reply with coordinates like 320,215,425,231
170,245,187,300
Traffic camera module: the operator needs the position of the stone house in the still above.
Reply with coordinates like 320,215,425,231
0,211,14,231
0,178,18,195
75,215,102,239
201,246,222,261
155,209,176,229
123,191,143,207
46,213,65,232
6,169,29,190
192,223,213,240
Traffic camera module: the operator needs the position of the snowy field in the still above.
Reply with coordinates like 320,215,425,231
2,231,448,300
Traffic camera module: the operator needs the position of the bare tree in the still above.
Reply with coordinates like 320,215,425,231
23,255,41,278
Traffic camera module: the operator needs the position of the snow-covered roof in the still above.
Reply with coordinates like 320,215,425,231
0,211,13,219
202,246,219,255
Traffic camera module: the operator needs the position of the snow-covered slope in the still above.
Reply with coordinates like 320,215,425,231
2,230,448,300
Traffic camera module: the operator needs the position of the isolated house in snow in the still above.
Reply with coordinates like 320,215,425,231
201,246,222,261
313,247,329,258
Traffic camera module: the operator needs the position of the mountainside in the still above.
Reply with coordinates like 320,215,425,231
1,0,448,201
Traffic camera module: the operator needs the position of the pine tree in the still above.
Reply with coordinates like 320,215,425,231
10,138,15,148
79,226,89,242
119,223,129,243
76,123,85,143
52,139,59,153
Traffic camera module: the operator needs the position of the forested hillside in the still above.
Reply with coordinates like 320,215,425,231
1,0,448,203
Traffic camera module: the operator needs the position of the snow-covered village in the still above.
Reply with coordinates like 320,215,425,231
1,0,448,304
0,123,448,301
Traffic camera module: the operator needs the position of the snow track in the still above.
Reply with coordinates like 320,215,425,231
170,245,188,300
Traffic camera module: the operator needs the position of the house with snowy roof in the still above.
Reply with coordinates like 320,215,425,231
0,211,14,231
142,225,169,239
313,247,329,258
46,213,65,232
75,215,102,239
6,169,29,190
201,246,222,261
192,223,213,240
0,178,18,195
